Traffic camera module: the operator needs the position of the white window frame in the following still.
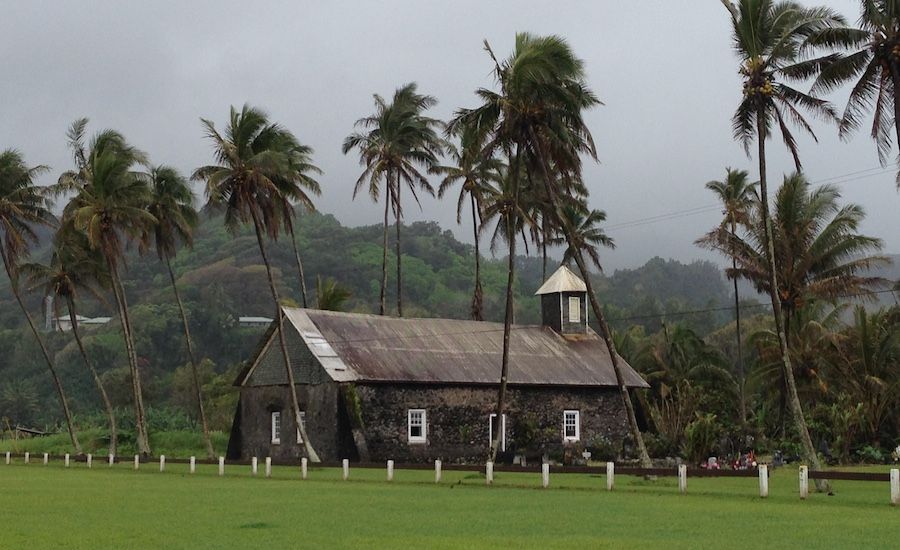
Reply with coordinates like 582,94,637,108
489,413,507,452
407,409,427,444
568,296,581,323
296,411,307,444
563,410,580,442
271,411,282,444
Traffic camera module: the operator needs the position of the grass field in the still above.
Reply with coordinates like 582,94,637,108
1,459,896,549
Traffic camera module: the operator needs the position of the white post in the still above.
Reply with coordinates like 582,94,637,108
251,456,258,476
541,463,550,488
87,454,92,468
218,456,225,476
301,457,308,480
24,452,29,464
434,459,442,483
678,464,687,494
64,454,70,468
606,462,615,491
134,455,140,470
265,457,272,478
891,469,899,506
5,451,9,465
190,456,196,474
342,459,349,481
758,464,769,498
160,455,166,473
485,461,494,485
799,465,809,500
43,453,49,466
109,454,114,467
387,460,394,481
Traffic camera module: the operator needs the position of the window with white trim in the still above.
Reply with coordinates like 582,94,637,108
568,296,581,323
271,411,282,444
407,409,426,443
489,413,507,452
296,412,307,444
563,410,580,441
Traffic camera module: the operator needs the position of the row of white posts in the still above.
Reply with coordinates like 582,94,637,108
5,451,900,504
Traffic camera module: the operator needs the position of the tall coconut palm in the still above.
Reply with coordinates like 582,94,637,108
21,225,116,455
547,201,615,271
278,140,321,309
810,1,900,174
437,125,501,320
0,149,82,454
193,104,319,461
60,124,155,456
722,0,859,485
343,83,444,317
451,33,653,466
697,168,758,424
143,165,215,459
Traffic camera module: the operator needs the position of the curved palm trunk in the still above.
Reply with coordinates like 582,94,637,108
0,245,82,455
394,172,403,317
528,128,651,467
287,221,309,308
731,222,746,425
756,113,827,491
249,207,320,462
107,258,150,456
891,65,900,172
165,255,215,460
379,185,390,316
66,295,116,456
470,193,484,321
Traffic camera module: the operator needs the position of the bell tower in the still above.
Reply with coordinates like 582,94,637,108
535,265,588,335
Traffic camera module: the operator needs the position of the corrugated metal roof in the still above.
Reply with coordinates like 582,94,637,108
534,265,588,295
274,307,648,388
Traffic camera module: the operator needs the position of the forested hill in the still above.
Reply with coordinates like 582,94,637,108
0,211,736,428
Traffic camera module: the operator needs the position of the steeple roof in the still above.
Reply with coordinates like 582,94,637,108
534,265,587,295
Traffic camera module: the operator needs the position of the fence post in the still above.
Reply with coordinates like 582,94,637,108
678,464,687,494
87,454,92,469
434,459,442,483
190,456,196,475
251,456,258,476
134,455,140,470
891,469,899,506
758,464,769,498
387,460,394,481
160,455,166,473
485,461,494,485
5,452,9,465
606,462,615,491
342,459,350,480
799,465,808,500
64,454,70,468
43,453,48,466
218,456,225,476
24,452,29,464
265,457,272,478
109,454,114,467
541,463,550,488
301,457,308,480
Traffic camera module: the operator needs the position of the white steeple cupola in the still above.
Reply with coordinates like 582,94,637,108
535,265,589,335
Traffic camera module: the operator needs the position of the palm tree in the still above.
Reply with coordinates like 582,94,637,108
811,1,900,174
451,33,653,466
0,149,82,454
343,83,444,317
143,165,215,459
315,275,351,311
547,202,615,271
278,140,321,309
21,225,117,455
698,168,758,424
437,124,502,320
60,123,155,456
193,104,319,461
722,0,859,484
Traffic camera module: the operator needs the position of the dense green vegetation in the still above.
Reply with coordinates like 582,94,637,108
0,463,897,548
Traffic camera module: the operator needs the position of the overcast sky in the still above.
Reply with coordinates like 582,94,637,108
2,0,897,271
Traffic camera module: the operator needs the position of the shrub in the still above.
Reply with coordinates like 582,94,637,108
682,413,722,464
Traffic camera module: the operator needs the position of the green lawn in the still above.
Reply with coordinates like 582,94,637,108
0,460,896,549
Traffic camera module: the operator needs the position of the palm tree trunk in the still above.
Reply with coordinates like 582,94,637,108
471,193,484,321
249,206,320,462
165,255,215,460
379,184,390,316
0,245,82,455
528,128,651,467
891,64,900,170
287,221,309,308
756,112,827,491
731,222,746,425
107,258,151,456
66,295,116,457
394,171,403,317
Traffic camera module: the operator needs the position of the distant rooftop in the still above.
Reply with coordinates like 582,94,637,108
534,265,587,295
